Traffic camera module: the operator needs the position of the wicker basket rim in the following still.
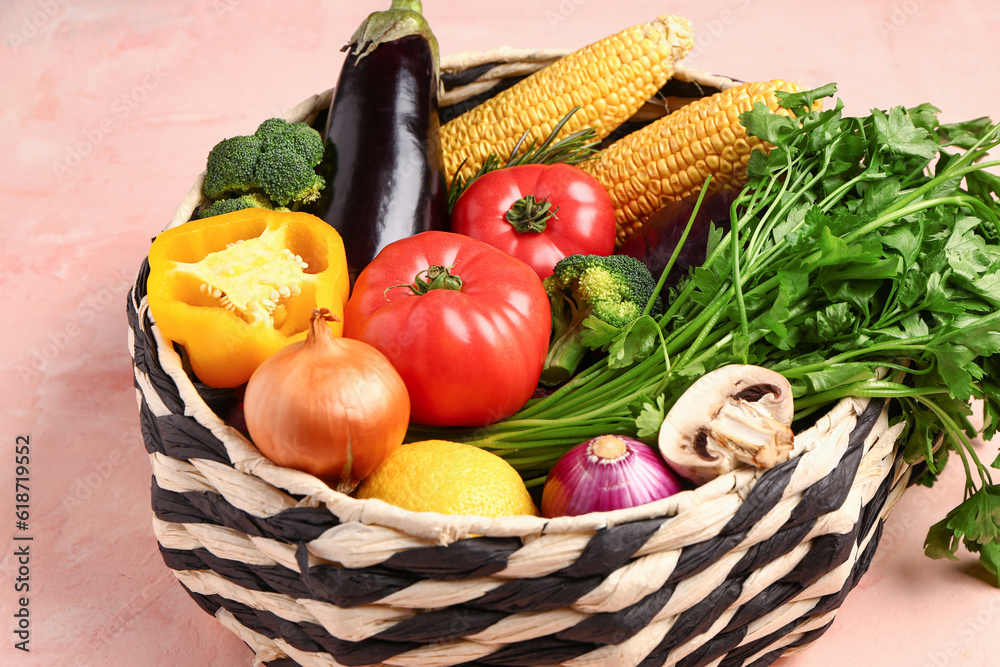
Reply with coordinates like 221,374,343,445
440,47,741,89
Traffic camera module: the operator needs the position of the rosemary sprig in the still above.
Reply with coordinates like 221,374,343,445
446,106,602,211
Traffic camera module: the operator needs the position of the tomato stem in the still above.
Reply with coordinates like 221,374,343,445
385,263,463,298
506,194,559,233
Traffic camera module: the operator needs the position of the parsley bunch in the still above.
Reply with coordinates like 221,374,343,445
415,84,1000,583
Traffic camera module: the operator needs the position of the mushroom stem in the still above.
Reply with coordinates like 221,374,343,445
703,400,794,469
658,364,796,485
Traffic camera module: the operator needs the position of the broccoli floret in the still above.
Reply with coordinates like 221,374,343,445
255,117,325,166
202,135,261,200
540,254,663,385
201,118,326,211
198,192,277,219
255,145,325,207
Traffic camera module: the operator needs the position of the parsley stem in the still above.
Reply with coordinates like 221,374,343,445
744,152,796,258
899,161,931,189
675,302,727,369
911,395,984,493
672,320,742,373
845,195,986,243
778,340,935,378
661,295,730,353
745,153,833,274
793,380,950,411
646,177,711,316
729,196,749,342
897,396,942,471
879,156,1000,222
817,164,886,212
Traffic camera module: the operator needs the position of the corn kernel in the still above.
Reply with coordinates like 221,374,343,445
581,80,803,245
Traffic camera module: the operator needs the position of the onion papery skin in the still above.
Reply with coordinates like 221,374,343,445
243,311,410,493
541,435,684,518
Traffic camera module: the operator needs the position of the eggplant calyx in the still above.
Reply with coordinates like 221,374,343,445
386,263,463,298
347,0,440,72
506,195,559,234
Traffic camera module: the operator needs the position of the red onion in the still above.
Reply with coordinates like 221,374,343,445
541,435,685,518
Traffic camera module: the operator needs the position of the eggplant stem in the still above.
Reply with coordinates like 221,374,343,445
349,0,440,71
391,0,422,11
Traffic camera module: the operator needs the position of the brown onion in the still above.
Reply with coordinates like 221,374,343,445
243,308,409,492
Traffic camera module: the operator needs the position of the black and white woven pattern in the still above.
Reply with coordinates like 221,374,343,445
128,51,914,667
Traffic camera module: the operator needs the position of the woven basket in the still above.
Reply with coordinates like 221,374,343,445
128,49,916,667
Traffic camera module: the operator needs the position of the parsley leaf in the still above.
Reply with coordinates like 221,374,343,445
634,395,666,438
604,316,660,369
925,485,1000,585
939,116,995,148
776,82,838,117
740,102,799,145
872,106,939,159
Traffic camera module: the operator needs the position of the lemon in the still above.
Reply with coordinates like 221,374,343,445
355,440,538,517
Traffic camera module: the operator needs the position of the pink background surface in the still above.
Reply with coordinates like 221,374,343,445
2,0,1000,665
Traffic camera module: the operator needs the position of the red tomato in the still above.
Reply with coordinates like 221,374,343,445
451,163,616,279
343,231,551,427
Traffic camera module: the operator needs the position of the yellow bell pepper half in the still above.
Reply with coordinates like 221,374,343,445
146,209,350,388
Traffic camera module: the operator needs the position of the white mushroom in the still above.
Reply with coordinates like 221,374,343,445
658,365,795,485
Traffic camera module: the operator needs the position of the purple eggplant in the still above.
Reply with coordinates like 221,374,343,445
617,188,738,289
319,0,449,283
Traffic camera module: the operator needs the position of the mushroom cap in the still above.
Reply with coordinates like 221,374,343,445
658,364,795,485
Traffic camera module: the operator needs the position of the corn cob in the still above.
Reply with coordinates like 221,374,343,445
580,79,804,245
441,15,695,184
